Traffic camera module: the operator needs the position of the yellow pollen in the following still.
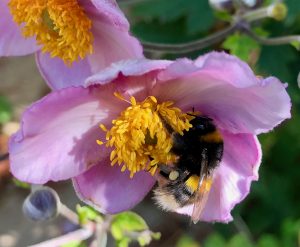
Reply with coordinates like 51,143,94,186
9,0,93,64
98,95,193,178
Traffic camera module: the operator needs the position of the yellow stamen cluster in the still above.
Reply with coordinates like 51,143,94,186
9,0,93,64
98,94,193,178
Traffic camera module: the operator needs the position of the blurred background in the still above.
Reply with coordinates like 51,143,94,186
0,0,299,246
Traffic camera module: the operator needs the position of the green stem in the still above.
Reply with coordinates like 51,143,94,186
242,28,300,46
142,24,239,54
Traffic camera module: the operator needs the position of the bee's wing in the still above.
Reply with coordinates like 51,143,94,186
191,149,213,224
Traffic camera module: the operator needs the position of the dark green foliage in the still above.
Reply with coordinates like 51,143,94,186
130,0,214,35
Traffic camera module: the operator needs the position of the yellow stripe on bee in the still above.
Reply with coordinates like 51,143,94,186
200,130,223,143
185,175,200,192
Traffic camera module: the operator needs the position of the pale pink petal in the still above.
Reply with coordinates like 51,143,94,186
0,0,39,56
152,58,291,135
194,51,259,88
85,59,172,102
86,0,130,29
87,20,143,74
85,58,171,86
157,58,199,81
73,160,156,214
177,133,261,223
35,52,92,90
9,86,127,184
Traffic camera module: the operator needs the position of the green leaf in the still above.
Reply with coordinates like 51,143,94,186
131,0,214,34
257,45,299,84
131,0,188,23
186,0,214,34
281,218,300,247
214,11,232,22
284,0,300,25
151,232,161,240
204,233,226,247
117,238,130,247
290,40,300,50
257,235,280,247
222,32,260,62
0,96,12,124
12,178,30,189
226,234,253,247
111,211,148,240
132,19,192,43
252,27,270,37
176,234,200,247
111,211,160,247
76,205,102,225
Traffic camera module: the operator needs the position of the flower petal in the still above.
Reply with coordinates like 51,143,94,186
85,58,171,86
35,52,92,90
153,54,291,134
87,20,143,75
9,86,126,184
36,12,144,90
194,51,259,88
87,0,130,29
73,160,156,214
85,59,171,101
176,132,261,223
157,58,199,81
85,58,172,102
0,0,39,56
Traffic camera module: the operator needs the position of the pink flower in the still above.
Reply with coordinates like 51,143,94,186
9,52,291,223
0,0,142,90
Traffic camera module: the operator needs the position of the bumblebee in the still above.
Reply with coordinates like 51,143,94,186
153,114,224,223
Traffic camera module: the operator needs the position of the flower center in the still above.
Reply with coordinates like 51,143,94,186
98,94,193,178
9,0,93,64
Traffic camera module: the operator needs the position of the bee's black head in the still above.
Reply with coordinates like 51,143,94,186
189,115,216,135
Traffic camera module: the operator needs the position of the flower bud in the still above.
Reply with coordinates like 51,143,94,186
23,187,60,221
268,3,287,21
